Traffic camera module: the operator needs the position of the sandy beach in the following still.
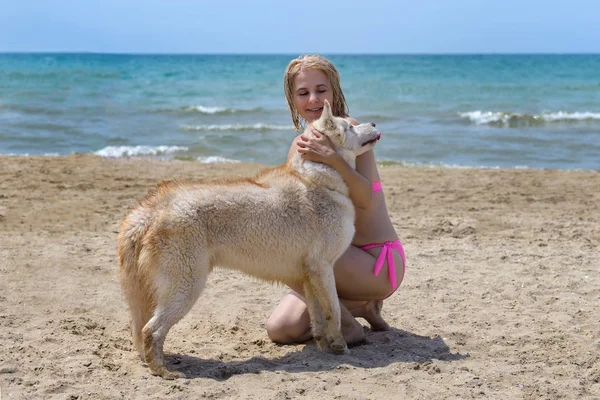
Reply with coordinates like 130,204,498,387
0,154,598,399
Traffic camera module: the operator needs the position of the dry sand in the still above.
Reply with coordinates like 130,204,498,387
0,154,598,399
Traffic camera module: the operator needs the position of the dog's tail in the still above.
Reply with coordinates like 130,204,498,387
117,209,156,359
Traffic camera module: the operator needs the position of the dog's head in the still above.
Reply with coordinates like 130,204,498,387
311,100,380,164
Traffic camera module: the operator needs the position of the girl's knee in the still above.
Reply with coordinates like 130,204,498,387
265,314,310,344
265,317,287,343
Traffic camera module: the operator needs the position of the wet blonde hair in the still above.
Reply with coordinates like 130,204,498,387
284,54,349,131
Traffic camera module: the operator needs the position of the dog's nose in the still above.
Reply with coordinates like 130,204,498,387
370,122,376,127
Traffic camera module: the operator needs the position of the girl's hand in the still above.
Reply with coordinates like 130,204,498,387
297,127,342,167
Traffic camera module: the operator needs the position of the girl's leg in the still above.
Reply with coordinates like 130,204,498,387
333,245,404,301
266,245,404,343
343,298,390,331
266,290,365,345
266,291,313,343
331,244,404,332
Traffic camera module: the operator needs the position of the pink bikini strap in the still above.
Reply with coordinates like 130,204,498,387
372,181,383,193
360,240,406,289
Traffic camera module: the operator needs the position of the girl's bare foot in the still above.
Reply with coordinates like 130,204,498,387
341,315,365,345
340,306,365,345
349,300,390,331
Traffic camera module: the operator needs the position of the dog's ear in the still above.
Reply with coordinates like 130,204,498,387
315,100,344,146
321,100,336,131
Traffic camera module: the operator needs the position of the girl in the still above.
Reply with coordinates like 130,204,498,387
266,54,406,345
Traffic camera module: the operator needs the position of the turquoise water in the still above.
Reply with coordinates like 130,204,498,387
1,53,599,170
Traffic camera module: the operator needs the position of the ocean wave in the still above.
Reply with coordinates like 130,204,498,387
196,156,241,164
378,159,532,170
183,105,263,115
0,152,61,157
2,71,122,80
378,160,596,171
459,110,600,127
151,105,264,115
357,114,397,122
94,145,188,157
0,104,64,116
180,123,292,132
186,105,229,114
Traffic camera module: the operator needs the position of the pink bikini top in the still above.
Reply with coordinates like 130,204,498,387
372,181,383,193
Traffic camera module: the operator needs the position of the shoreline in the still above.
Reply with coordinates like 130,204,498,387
1,153,598,172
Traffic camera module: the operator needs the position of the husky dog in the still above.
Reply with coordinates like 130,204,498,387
117,100,381,379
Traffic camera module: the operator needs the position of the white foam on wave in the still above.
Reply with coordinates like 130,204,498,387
459,111,510,125
180,123,292,132
378,158,530,170
182,105,261,114
541,111,600,121
459,110,600,126
94,145,188,157
196,156,241,164
0,152,61,157
185,105,229,114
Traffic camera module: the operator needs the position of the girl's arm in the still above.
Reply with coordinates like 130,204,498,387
325,149,374,209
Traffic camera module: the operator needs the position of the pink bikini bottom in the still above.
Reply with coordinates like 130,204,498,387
360,239,406,293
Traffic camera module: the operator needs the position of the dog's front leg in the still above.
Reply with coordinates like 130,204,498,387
304,263,348,354
303,279,327,345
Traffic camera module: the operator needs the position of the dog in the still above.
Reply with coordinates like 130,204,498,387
117,100,381,379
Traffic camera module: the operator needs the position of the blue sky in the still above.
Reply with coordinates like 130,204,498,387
1,0,598,54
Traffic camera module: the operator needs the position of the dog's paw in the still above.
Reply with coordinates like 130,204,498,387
315,335,348,355
161,369,186,380
151,366,186,380
328,339,348,355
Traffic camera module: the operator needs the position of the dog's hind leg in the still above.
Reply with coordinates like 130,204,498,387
127,279,155,361
305,262,348,354
118,242,154,361
142,249,209,380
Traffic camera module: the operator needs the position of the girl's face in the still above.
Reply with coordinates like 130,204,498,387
292,68,334,123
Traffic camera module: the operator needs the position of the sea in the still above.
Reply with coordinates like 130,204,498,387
1,53,599,170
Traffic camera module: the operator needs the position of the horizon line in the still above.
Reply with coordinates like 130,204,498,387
1,51,599,56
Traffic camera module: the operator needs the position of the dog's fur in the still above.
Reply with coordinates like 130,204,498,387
117,100,380,379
